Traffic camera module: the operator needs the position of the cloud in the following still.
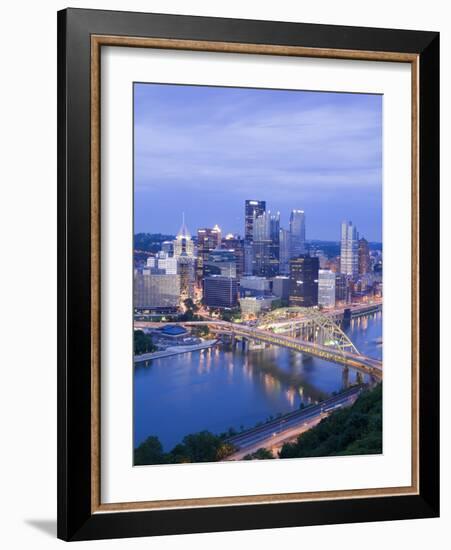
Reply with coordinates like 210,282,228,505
133,84,382,239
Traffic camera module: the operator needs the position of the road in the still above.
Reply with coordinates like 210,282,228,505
224,385,363,460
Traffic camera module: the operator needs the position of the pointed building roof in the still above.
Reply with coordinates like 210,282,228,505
177,212,191,240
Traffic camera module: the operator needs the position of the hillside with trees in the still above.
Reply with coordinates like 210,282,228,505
279,384,382,459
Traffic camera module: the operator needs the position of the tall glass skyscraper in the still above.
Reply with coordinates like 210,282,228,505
340,221,359,276
197,226,221,281
278,228,291,275
290,210,306,257
251,211,279,277
244,200,266,243
244,200,266,276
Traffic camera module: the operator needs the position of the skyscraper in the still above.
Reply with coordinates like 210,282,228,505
335,273,348,303
290,210,306,257
245,200,266,243
173,214,194,258
278,228,291,274
134,270,181,310
221,235,245,279
203,276,238,309
197,226,222,281
252,211,279,277
318,270,336,308
340,221,359,276
358,237,371,275
289,255,319,307
173,215,196,301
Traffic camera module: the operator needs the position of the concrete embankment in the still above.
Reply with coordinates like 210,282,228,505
134,339,218,363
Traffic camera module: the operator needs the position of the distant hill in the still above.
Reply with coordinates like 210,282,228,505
134,233,175,253
308,240,382,258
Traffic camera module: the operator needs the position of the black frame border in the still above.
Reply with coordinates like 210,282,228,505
57,8,439,541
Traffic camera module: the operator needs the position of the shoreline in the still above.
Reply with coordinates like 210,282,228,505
134,339,218,363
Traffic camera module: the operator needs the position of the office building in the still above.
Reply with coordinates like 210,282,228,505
289,255,319,307
161,241,174,256
203,249,237,278
221,234,245,278
173,215,196,300
147,251,177,274
290,210,306,257
272,276,291,302
311,249,328,269
243,241,254,276
239,295,278,317
279,228,291,274
245,199,266,242
335,273,348,303
318,270,336,308
252,210,279,277
340,221,359,276
196,226,222,280
134,270,181,310
239,276,271,296
358,237,371,275
203,276,238,309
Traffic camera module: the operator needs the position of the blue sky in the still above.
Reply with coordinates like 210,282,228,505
134,83,382,242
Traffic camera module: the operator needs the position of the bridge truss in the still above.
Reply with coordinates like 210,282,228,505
258,307,360,356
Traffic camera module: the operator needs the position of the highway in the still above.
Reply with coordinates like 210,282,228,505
224,385,364,459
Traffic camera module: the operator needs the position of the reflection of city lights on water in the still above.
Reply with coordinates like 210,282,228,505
286,388,295,406
263,373,280,392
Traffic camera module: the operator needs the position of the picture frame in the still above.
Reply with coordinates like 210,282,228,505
57,7,439,541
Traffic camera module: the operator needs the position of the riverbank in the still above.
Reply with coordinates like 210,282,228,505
134,339,218,363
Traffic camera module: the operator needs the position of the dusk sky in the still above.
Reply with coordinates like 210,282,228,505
134,83,382,242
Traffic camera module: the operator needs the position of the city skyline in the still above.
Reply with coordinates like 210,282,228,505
134,207,382,245
134,83,382,241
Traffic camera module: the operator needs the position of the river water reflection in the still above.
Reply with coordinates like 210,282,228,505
134,311,382,450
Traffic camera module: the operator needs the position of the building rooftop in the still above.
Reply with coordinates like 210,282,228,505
160,325,188,336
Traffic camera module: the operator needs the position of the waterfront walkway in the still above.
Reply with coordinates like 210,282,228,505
134,339,218,363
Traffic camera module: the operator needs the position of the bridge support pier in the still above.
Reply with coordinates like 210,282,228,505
342,367,349,389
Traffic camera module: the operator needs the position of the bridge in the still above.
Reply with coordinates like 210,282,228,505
135,313,382,380
257,307,360,355
185,321,382,379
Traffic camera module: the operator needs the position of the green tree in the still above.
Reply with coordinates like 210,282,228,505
134,330,157,355
279,384,383,459
167,431,235,463
134,436,167,465
243,448,274,460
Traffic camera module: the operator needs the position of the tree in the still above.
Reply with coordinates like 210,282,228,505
279,384,383,459
216,442,236,460
243,448,274,460
184,298,199,312
167,430,235,463
134,436,167,465
134,330,157,355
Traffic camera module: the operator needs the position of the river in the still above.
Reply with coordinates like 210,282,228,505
134,310,382,450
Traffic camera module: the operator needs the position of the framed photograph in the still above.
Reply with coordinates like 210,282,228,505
57,8,439,541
